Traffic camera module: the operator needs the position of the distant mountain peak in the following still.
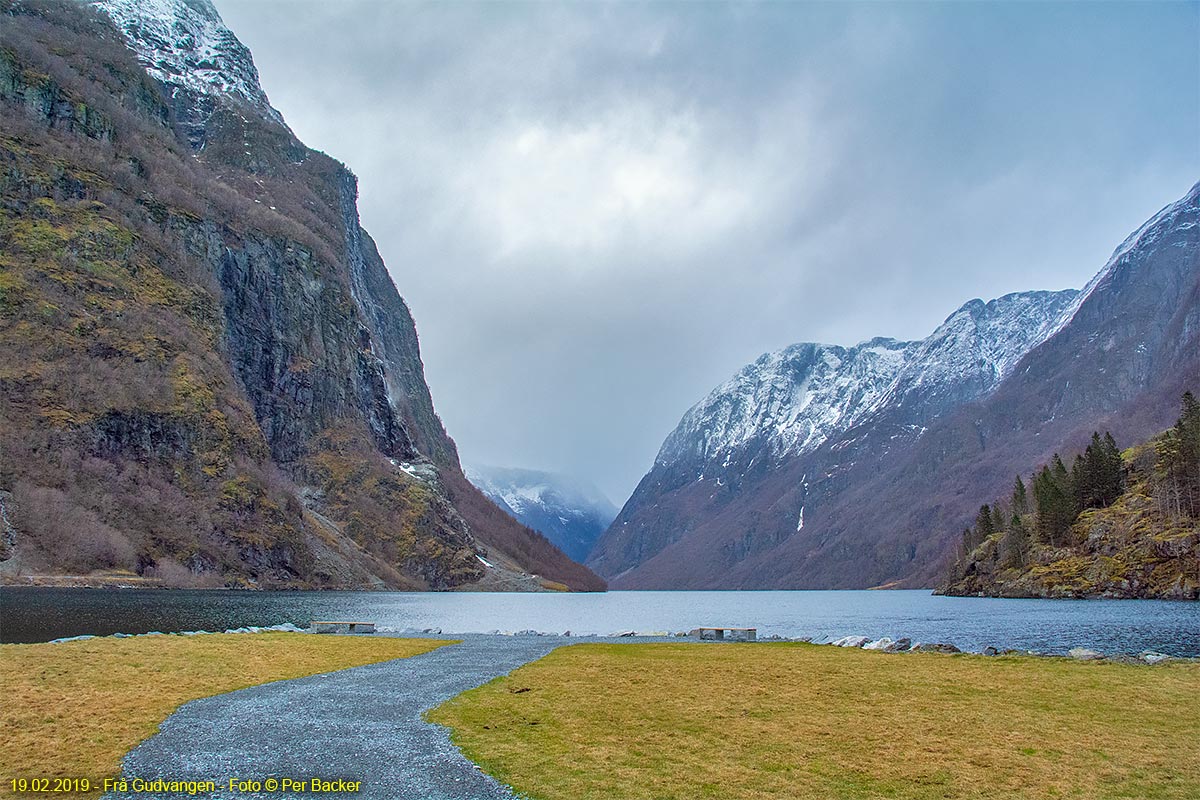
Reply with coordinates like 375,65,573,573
91,0,286,126
466,465,618,563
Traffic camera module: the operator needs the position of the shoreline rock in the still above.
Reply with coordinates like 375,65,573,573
25,627,1195,663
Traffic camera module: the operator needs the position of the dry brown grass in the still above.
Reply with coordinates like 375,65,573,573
0,633,447,796
430,643,1200,800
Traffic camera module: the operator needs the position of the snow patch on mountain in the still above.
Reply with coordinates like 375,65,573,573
658,288,1082,472
875,289,1081,416
91,0,285,125
658,337,915,467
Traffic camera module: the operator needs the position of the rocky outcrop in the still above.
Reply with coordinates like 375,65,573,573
938,440,1200,600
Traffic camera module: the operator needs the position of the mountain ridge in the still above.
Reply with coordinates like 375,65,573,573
590,181,1199,589
590,287,1082,584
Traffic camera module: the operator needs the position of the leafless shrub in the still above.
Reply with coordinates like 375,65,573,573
12,480,136,572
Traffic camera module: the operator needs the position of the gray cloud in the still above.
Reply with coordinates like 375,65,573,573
217,0,1199,503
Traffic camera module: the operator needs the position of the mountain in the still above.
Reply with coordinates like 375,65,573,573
0,0,603,591
588,290,1081,585
466,465,618,563
589,181,1199,589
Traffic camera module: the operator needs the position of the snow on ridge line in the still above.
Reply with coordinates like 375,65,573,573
672,177,1200,469
1048,179,1200,343
90,0,287,126
657,287,1079,471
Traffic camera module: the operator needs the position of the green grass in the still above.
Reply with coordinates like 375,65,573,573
0,633,448,796
430,643,1200,800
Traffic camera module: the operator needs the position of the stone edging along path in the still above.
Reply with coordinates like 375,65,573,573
104,635,577,800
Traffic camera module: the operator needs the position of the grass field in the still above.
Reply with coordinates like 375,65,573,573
0,633,447,797
429,642,1200,800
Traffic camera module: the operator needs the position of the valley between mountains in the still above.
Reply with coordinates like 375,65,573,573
0,0,1194,597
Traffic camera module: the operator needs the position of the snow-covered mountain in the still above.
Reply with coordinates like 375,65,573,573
466,466,618,563
589,182,1199,589
91,0,285,125
657,289,1079,477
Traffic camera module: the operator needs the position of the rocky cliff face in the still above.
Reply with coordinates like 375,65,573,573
0,0,603,591
590,182,1199,589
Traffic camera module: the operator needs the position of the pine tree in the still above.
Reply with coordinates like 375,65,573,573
1034,460,1076,546
1002,513,1030,569
1099,432,1124,506
1156,392,1200,518
1071,452,1089,510
973,504,995,547
1155,433,1185,517
1177,392,1200,516
1032,466,1055,543
1011,475,1029,516
1073,431,1124,510
1051,453,1071,497
991,503,1007,535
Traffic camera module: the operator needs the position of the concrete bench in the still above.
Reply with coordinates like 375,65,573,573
311,620,376,634
690,626,756,642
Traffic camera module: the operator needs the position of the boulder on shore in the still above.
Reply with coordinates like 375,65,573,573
832,635,871,648
1068,647,1104,661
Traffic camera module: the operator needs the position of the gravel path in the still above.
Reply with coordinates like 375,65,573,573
104,635,573,800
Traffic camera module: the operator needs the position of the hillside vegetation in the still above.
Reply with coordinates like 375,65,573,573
0,0,602,591
937,393,1200,599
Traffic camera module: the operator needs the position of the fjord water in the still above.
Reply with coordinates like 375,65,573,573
2,588,1198,655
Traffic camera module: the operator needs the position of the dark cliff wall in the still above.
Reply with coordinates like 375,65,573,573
0,0,603,591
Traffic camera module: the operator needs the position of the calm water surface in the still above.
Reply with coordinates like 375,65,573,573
2,588,1198,654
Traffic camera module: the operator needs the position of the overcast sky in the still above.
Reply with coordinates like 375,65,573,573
217,0,1199,504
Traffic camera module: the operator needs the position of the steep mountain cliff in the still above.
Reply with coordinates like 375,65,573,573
590,182,1199,589
466,465,618,563
0,0,603,591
